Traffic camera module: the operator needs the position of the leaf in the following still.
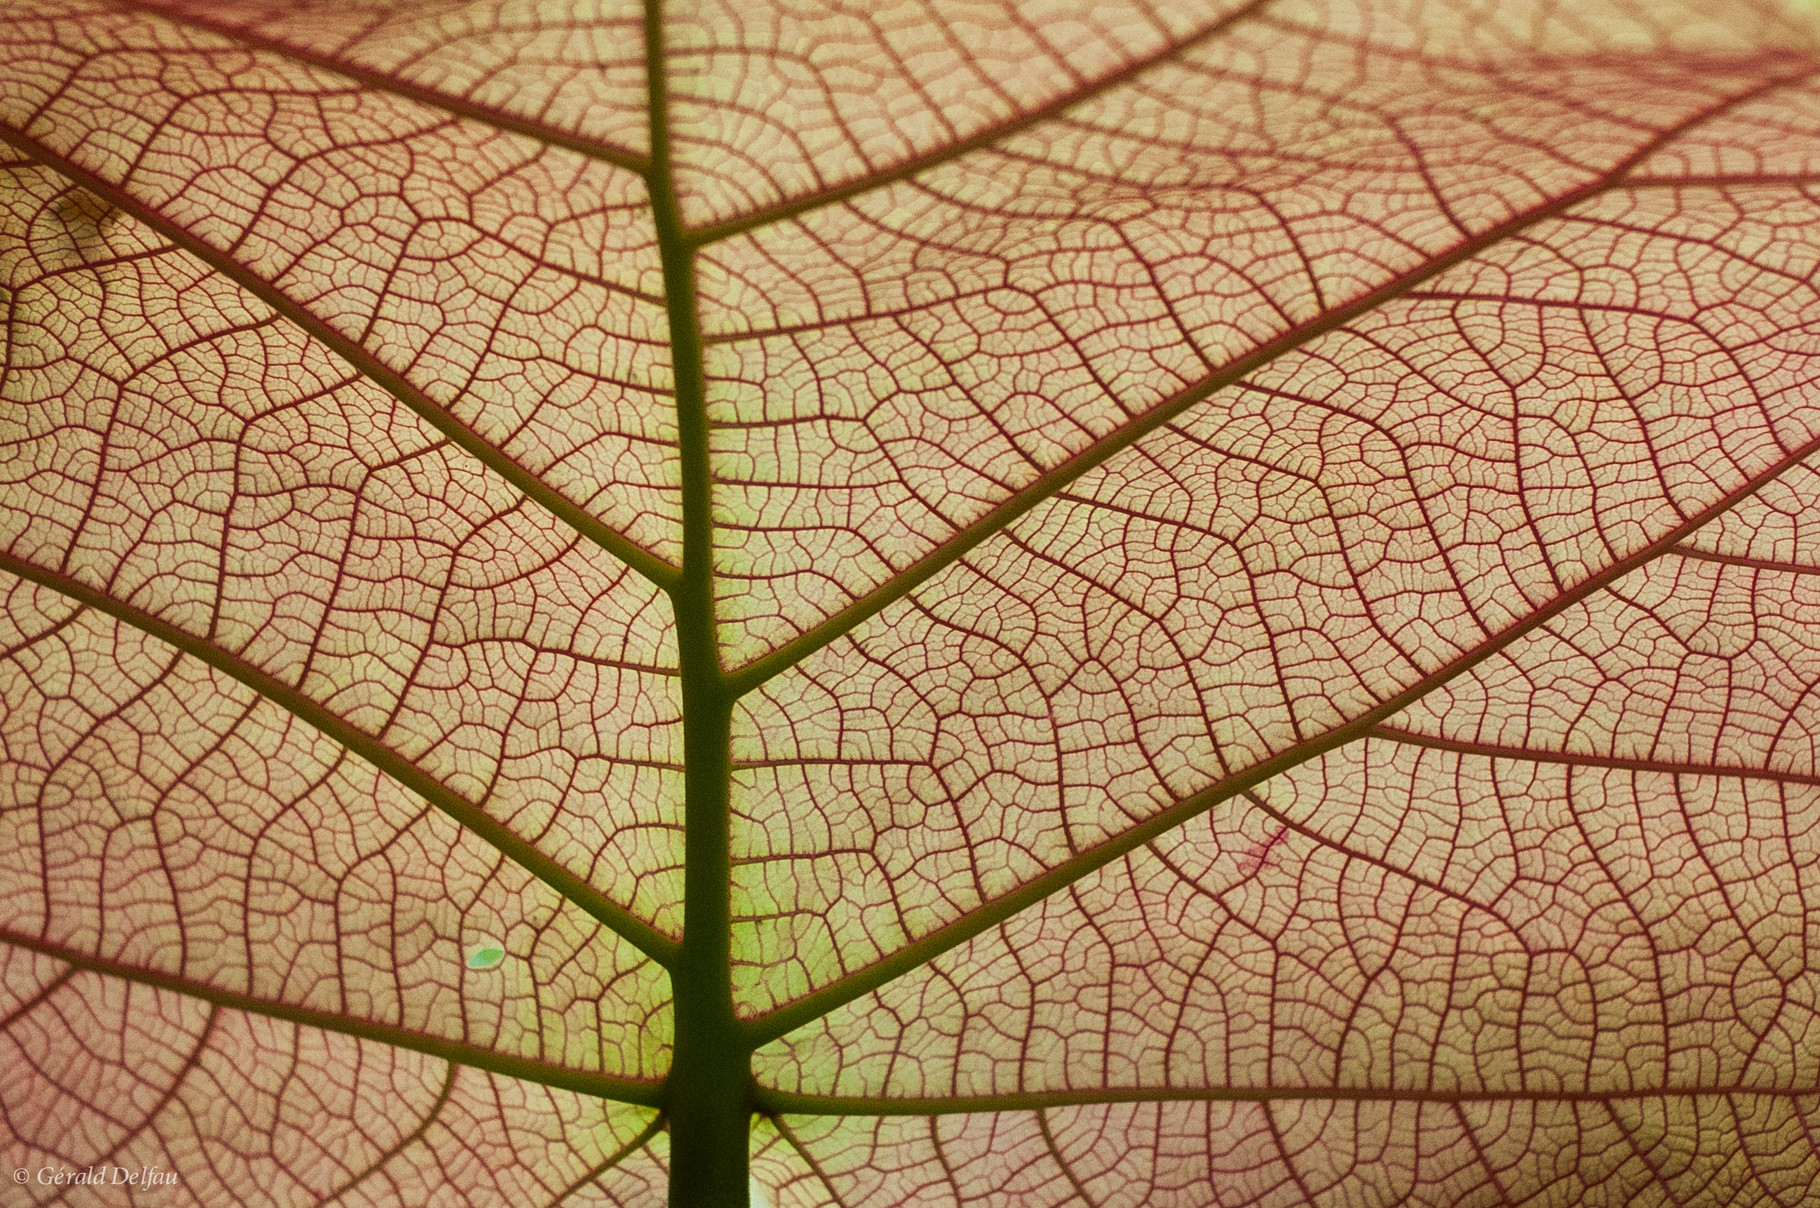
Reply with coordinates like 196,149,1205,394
2,0,1820,1204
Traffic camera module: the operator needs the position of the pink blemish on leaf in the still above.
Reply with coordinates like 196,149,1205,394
1236,825,1290,877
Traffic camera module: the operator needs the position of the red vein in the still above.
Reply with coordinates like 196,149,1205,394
683,0,1280,245
324,1062,458,1199
766,1115,848,1207
0,928,666,1106
752,1084,1820,1117
0,966,77,1031
0,550,680,969
1668,543,1820,576
743,370,1820,1046
1368,725,1820,786
552,1114,669,1206
103,0,652,175
0,125,681,594
725,64,1818,701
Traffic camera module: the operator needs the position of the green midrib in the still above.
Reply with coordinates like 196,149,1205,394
643,3,752,1204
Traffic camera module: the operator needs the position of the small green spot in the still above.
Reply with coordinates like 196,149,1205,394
466,944,506,970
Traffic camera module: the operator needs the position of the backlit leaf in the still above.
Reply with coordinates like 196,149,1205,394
3,1,1820,1204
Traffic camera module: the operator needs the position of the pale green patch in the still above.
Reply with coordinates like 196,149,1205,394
465,943,506,970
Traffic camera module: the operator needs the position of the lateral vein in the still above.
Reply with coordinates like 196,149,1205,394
752,1084,1820,1117
742,296,1820,1047
0,928,667,1106
683,0,1280,245
101,0,654,175
722,65,1818,701
0,124,681,594
0,551,682,969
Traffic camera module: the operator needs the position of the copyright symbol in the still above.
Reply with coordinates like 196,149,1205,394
12,1170,26,1184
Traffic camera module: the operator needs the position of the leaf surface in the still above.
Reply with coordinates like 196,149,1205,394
4,0,1820,1204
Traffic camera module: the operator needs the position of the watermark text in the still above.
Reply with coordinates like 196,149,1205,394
12,1165,179,1188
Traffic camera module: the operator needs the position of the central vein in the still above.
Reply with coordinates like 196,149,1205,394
643,3,751,1205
